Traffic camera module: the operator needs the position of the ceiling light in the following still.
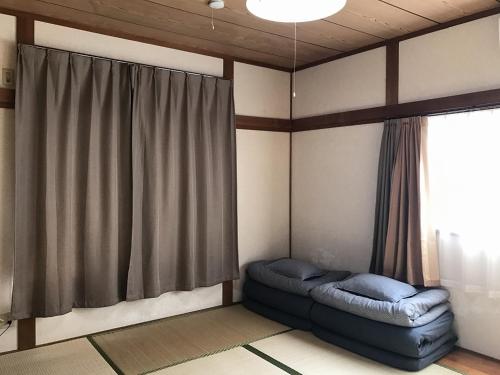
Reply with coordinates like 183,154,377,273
246,0,346,23
208,0,224,10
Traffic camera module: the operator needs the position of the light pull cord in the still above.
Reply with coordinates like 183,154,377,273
293,22,297,98
211,8,215,30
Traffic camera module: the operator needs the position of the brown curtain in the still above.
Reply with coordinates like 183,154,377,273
12,44,238,319
370,117,434,286
127,66,239,300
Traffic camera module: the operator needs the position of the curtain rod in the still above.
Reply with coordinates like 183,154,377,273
20,43,224,79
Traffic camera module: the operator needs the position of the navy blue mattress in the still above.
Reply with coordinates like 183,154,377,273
243,277,314,319
311,303,456,359
243,298,311,330
312,324,457,372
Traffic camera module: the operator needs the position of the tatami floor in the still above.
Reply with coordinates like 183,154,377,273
0,305,490,375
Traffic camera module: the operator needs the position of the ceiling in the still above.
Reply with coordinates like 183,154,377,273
1,0,500,70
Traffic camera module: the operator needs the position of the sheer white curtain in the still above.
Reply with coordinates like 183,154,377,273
427,109,500,297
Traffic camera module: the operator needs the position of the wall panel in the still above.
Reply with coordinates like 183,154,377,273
400,15,500,103
0,14,16,89
291,124,383,273
292,48,386,119
234,62,290,119
34,22,223,76
235,130,290,301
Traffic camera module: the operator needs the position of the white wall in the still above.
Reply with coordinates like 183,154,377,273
0,21,290,350
400,15,500,103
0,14,16,89
292,47,386,119
234,62,290,119
235,130,290,301
35,22,222,77
292,125,383,273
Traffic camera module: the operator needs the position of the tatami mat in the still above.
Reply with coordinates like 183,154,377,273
91,304,289,375
250,330,460,375
150,346,287,375
0,338,116,375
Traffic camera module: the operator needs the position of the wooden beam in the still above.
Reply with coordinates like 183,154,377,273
292,88,500,131
17,318,36,351
222,57,234,306
0,88,15,108
222,282,233,306
236,115,292,132
289,73,293,258
386,41,399,106
16,15,34,44
14,15,36,351
223,58,234,81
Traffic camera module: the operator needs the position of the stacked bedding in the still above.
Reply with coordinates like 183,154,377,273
243,259,350,329
310,273,457,371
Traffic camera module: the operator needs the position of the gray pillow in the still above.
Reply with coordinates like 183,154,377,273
339,273,418,302
267,258,325,280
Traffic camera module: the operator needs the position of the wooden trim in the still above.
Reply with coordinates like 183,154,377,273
16,15,34,44
222,281,233,306
17,318,36,351
292,88,500,131
289,73,293,258
296,6,500,71
385,41,399,106
223,59,234,81
0,88,15,108
222,57,234,307
14,15,36,351
236,115,292,132
0,7,291,73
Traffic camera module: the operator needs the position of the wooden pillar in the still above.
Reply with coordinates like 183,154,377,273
386,40,399,105
16,14,36,351
222,58,234,306
16,15,34,45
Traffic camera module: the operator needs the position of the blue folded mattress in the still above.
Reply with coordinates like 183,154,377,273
311,303,456,358
311,281,450,327
247,260,350,297
243,277,313,319
243,298,311,330
312,325,457,372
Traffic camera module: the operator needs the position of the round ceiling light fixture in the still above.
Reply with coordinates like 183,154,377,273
246,0,346,23
208,0,224,10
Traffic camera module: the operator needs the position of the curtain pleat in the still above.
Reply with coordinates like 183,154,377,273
13,45,133,319
369,120,401,274
12,45,238,319
127,66,239,300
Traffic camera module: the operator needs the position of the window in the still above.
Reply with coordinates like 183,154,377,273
427,109,500,296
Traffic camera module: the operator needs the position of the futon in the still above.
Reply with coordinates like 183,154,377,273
310,303,456,359
312,325,457,372
243,262,457,372
311,280,450,327
243,258,350,329
309,273,457,371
